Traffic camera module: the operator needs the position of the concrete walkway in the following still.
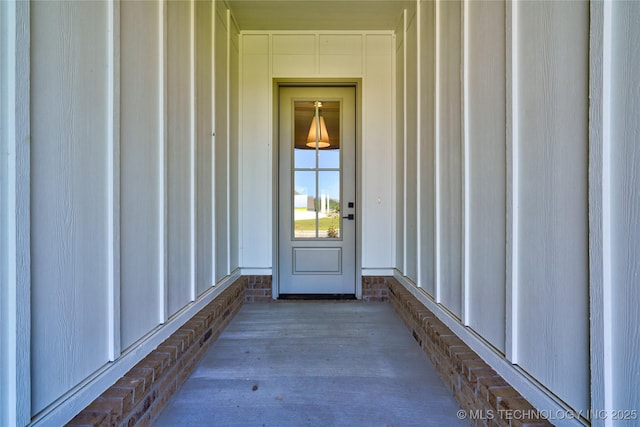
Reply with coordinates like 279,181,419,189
154,302,469,427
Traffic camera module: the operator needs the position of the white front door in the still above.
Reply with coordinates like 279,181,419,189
278,86,356,295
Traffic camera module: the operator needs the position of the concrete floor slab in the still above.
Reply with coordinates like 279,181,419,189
154,302,469,427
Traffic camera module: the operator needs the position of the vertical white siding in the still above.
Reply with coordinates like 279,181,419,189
515,1,589,412
407,0,610,418
30,1,110,413
195,0,213,295
239,31,396,273
395,18,405,272
436,0,463,316
229,19,241,273
120,0,163,350
166,0,194,316
419,0,436,296
20,1,237,422
465,0,506,351
362,34,395,271
215,3,229,281
405,9,418,283
1,1,30,424
609,0,640,414
240,34,271,269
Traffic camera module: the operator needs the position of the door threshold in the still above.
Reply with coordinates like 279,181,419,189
278,294,357,301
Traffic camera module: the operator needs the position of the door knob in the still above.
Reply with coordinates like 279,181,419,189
342,214,354,220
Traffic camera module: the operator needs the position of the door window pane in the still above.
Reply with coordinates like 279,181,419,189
294,171,317,238
292,99,341,239
318,171,341,238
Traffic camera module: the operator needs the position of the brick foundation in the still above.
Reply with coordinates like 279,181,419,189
245,275,273,303
67,278,246,427
245,275,390,302
361,276,390,302
387,278,552,427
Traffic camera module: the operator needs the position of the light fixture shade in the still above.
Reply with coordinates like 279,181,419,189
306,115,330,148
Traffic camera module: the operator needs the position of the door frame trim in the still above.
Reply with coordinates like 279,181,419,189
272,79,362,299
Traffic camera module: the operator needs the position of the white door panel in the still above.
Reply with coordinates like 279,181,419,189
278,87,356,295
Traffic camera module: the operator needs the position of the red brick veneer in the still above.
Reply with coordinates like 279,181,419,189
362,276,390,302
245,275,273,303
388,278,553,427
244,275,390,302
67,278,246,427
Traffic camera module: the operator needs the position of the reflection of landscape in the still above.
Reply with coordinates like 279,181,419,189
294,193,340,238
292,99,341,239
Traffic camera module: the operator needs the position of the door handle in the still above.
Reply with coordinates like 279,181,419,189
342,214,354,220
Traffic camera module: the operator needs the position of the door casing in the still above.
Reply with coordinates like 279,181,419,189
272,79,362,299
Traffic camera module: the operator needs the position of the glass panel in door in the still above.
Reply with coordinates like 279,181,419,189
292,100,341,239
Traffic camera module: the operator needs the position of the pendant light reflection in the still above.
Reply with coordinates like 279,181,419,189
306,101,330,148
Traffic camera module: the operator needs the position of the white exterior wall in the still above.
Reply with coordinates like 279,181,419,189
393,0,640,424
0,1,240,424
2,0,639,425
239,30,397,275
609,2,640,415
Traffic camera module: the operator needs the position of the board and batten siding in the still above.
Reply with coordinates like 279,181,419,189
514,1,589,413
239,30,396,276
464,0,506,351
405,6,418,283
120,0,164,349
23,0,239,422
395,17,405,276
436,0,463,317
30,1,111,414
394,0,639,423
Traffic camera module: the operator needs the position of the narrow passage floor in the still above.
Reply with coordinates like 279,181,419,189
154,302,469,427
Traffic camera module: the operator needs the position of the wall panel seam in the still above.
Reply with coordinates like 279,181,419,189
107,0,122,361
226,8,232,277
416,0,422,288
1,1,31,424
159,0,169,323
505,0,519,363
189,0,197,301
434,0,441,303
600,0,614,421
461,0,471,326
402,8,408,276
211,0,217,285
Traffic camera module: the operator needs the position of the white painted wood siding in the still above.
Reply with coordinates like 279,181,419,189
30,1,111,413
195,0,214,295
465,0,506,352
609,0,640,415
515,1,589,412
1,1,30,424
166,0,195,315
239,31,396,274
20,0,238,421
120,0,164,348
436,0,463,316
418,0,436,297
396,17,405,273
215,3,230,281
362,34,395,271
229,18,241,273
239,34,271,270
405,9,418,283
400,0,601,419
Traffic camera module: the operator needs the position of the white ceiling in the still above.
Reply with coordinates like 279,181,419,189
227,0,412,31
